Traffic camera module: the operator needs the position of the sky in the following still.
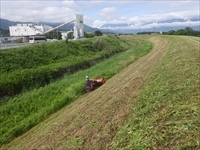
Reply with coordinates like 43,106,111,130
0,0,199,30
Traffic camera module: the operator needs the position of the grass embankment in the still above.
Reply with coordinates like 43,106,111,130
110,36,200,149
0,36,152,146
0,36,128,98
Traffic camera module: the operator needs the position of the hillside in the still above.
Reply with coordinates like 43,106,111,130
1,35,199,149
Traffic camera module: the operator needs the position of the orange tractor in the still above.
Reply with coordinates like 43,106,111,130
85,77,105,92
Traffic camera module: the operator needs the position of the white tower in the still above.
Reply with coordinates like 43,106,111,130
73,14,84,39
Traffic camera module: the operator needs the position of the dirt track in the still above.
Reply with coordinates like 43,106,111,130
4,35,171,150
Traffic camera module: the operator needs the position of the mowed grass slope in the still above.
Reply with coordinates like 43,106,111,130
0,36,152,147
1,35,165,149
1,35,199,150
111,36,200,149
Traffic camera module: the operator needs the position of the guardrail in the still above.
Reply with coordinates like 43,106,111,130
0,43,30,50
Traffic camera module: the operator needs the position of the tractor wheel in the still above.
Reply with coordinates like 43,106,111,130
85,84,93,92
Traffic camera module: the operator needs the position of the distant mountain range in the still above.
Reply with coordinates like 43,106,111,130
100,17,199,34
0,18,114,34
0,18,199,35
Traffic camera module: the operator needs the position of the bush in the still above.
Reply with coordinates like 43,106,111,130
15,38,23,43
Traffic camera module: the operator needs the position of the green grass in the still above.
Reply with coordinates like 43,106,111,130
110,36,200,149
0,35,128,98
0,36,152,146
67,137,85,150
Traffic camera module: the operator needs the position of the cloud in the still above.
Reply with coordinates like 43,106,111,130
1,0,78,22
100,20,199,30
170,0,194,7
61,0,80,9
98,7,117,19
92,20,107,28
95,8,199,28
1,0,199,30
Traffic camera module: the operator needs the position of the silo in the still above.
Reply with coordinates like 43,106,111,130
73,26,78,39
79,28,84,38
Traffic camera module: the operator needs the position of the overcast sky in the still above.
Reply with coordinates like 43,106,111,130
1,0,199,29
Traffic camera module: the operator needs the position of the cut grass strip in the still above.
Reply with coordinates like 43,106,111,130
110,35,200,150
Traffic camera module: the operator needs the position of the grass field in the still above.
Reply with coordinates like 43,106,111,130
0,36,152,146
110,35,200,149
1,35,199,150
0,35,129,98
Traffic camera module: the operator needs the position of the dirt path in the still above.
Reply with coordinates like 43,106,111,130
3,35,171,150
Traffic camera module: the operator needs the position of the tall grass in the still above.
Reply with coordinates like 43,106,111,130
110,36,200,149
0,36,128,98
0,37,152,146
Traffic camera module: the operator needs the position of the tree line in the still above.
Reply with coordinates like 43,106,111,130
137,27,200,37
162,27,200,36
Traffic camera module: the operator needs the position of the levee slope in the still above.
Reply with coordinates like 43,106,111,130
3,35,171,150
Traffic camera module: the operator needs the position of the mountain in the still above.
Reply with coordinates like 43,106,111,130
1,18,199,35
0,18,114,34
109,25,200,34
100,17,200,34
101,23,130,28
0,18,16,30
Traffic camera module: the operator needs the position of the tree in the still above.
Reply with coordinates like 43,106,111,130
175,29,187,35
84,32,94,38
44,29,61,39
15,38,23,43
94,30,102,36
185,27,193,35
67,32,74,39
164,27,199,37
168,30,176,35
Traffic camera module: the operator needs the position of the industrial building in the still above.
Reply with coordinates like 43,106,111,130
9,24,53,36
73,14,84,39
8,14,84,42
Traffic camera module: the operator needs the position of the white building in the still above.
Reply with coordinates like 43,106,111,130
9,24,53,36
8,14,84,41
